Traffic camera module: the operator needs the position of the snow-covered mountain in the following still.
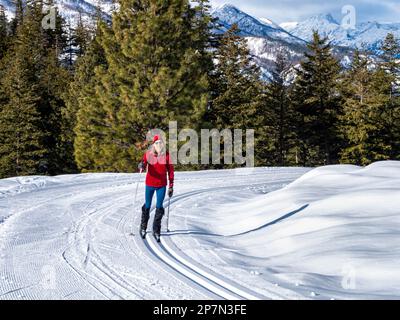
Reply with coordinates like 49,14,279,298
3,1,395,77
212,4,309,79
281,13,400,52
258,17,282,30
3,0,399,55
284,14,345,44
279,22,299,32
0,0,113,24
212,4,305,45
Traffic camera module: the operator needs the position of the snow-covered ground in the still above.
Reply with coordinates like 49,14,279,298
0,162,399,299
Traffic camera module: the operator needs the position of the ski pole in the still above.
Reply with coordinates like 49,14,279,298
166,195,171,233
131,168,143,235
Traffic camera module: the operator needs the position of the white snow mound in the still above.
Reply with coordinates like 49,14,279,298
213,161,400,298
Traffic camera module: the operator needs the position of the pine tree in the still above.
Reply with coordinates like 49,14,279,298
339,50,391,164
64,22,107,172
379,33,400,160
74,14,91,56
41,47,71,173
0,5,9,60
10,0,24,35
0,2,45,177
265,50,297,166
381,33,400,82
0,4,8,126
32,0,70,174
62,14,103,173
292,31,342,166
0,0,71,176
0,48,46,178
65,12,92,69
0,4,9,108
74,0,213,172
207,24,265,167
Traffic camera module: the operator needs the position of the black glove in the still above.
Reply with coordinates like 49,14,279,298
168,187,173,198
138,161,144,171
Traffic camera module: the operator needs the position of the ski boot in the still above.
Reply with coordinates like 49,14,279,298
153,207,165,243
140,204,150,239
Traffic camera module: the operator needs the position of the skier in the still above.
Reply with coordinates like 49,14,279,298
138,135,174,242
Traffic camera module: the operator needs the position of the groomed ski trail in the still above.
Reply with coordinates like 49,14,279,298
0,169,307,299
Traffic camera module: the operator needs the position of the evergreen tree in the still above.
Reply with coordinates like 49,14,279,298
209,24,263,129
0,0,70,177
207,24,265,167
73,14,91,56
74,0,213,172
265,50,297,166
292,31,342,166
0,45,46,177
0,5,9,60
339,50,392,164
65,12,92,68
381,33,400,83
62,14,102,173
380,33,400,160
10,0,24,35
64,22,107,172
33,0,70,174
41,46,71,173
0,5,9,108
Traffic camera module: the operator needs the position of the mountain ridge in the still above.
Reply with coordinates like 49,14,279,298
1,1,395,78
281,12,400,52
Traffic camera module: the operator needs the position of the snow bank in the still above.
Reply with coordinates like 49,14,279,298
0,173,138,199
0,176,56,199
214,161,400,298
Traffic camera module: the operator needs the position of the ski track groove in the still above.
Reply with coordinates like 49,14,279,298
180,210,289,300
121,197,214,299
63,185,206,299
85,198,147,299
61,197,125,299
63,193,146,299
1,187,114,299
140,183,285,300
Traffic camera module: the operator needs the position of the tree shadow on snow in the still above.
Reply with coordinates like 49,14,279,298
231,204,309,237
163,204,309,238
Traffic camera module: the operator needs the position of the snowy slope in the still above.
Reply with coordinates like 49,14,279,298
1,162,399,299
258,17,282,30
188,161,400,299
284,14,400,52
0,0,113,24
286,14,346,44
212,4,308,78
279,22,299,32
212,4,304,45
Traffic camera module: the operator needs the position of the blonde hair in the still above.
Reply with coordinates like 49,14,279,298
150,139,166,155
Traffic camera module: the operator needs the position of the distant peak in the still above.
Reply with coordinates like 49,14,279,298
258,17,281,29
280,21,299,31
308,13,339,24
213,3,241,13
325,13,338,23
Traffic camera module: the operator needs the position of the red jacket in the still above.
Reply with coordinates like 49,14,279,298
142,150,174,188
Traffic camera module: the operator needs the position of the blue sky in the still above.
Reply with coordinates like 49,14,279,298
209,0,400,24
